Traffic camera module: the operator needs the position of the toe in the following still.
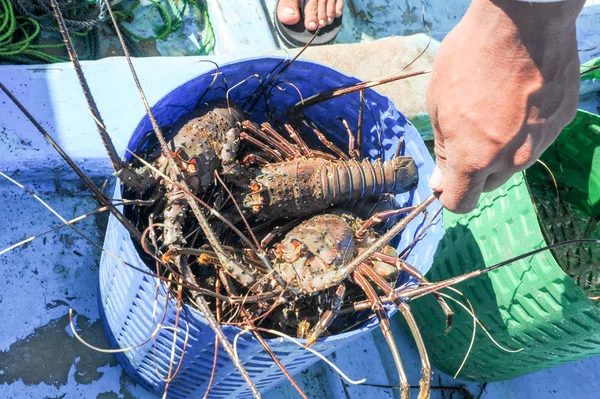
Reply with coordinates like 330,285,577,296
335,0,344,18
317,0,327,27
304,0,319,31
277,0,301,25
326,0,335,24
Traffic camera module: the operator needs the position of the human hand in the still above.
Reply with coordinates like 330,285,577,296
426,0,584,213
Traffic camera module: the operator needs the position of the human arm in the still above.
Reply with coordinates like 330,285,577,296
426,0,585,213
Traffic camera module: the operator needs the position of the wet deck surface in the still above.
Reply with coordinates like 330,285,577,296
1,1,600,398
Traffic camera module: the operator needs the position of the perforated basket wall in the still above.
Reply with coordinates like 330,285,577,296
409,110,600,382
98,57,443,398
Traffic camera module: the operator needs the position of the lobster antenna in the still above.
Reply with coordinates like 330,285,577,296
242,28,320,111
277,6,433,121
0,81,143,243
102,3,263,394
48,0,125,175
403,238,600,300
276,69,431,120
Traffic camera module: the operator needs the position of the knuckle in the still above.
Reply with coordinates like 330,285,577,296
433,142,447,165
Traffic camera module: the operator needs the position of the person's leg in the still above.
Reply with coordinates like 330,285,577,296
276,0,344,30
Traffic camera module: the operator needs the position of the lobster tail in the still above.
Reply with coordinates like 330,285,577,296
321,157,418,202
244,156,418,221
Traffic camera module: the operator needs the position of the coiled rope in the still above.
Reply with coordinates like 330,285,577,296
0,0,214,64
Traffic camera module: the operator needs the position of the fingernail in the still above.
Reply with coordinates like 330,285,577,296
284,7,296,15
308,21,317,30
429,166,444,191
318,19,326,27
336,10,342,17
327,17,333,24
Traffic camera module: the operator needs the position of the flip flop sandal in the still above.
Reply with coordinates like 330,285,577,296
275,0,342,48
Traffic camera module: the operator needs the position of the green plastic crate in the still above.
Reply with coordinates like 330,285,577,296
409,110,600,381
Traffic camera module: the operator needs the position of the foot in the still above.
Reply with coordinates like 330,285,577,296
277,0,344,31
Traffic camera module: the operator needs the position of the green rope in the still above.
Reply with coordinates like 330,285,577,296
0,0,102,63
0,0,18,43
115,0,214,54
118,0,176,41
1,0,215,64
193,0,214,55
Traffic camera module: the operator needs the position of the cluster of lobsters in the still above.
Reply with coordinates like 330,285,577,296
121,96,432,343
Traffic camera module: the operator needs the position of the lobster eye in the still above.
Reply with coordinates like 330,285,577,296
289,240,308,253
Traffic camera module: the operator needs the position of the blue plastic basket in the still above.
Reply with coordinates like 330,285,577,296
98,57,442,398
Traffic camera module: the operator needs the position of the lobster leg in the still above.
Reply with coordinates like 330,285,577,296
338,117,360,159
398,301,431,399
305,284,346,347
242,120,296,159
358,264,431,399
395,137,405,158
309,150,338,161
242,153,271,167
357,90,364,156
301,117,350,161
261,122,303,158
355,206,416,239
240,133,284,162
283,123,314,157
352,271,410,399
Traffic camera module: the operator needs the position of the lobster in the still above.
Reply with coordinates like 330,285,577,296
127,99,246,249
258,210,434,399
233,117,418,221
242,156,417,220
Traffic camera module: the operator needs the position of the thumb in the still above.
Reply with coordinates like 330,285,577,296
429,137,447,193
429,165,445,192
